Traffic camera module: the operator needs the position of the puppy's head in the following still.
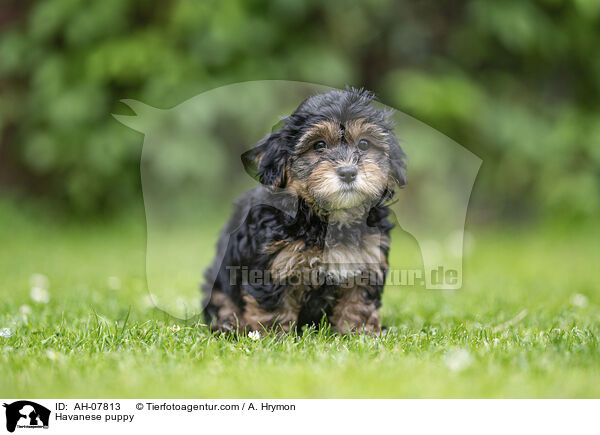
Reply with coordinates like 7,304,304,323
243,88,406,212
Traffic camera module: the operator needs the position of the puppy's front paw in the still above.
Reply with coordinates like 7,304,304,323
331,287,381,334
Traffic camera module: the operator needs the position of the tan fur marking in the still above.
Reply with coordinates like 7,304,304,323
307,160,341,201
209,290,244,331
344,118,389,148
269,240,321,279
243,293,300,333
298,120,341,148
286,177,309,202
267,233,389,283
330,286,381,334
359,160,389,198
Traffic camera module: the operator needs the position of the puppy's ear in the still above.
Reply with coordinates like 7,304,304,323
389,143,407,188
241,132,288,188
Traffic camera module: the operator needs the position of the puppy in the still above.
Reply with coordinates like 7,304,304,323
202,87,406,334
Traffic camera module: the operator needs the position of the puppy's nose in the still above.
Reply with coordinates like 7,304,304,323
337,166,358,183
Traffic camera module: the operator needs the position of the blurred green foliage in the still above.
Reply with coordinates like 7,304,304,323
0,0,599,219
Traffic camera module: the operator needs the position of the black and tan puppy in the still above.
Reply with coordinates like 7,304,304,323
202,87,406,334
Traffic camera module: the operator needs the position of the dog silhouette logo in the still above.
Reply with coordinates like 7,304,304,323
3,401,50,433
115,81,481,319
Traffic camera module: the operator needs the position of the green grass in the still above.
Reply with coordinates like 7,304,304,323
1,202,599,398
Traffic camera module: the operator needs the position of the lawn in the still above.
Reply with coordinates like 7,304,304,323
1,201,599,398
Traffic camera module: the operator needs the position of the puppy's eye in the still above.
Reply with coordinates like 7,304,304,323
313,140,327,151
358,139,370,151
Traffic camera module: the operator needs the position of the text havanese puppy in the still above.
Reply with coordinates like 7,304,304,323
203,87,406,334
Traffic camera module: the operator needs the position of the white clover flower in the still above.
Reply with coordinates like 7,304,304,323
248,331,261,341
46,349,59,360
570,293,588,308
30,286,50,304
0,328,12,338
444,348,473,372
107,276,122,290
170,325,181,333
19,305,32,316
